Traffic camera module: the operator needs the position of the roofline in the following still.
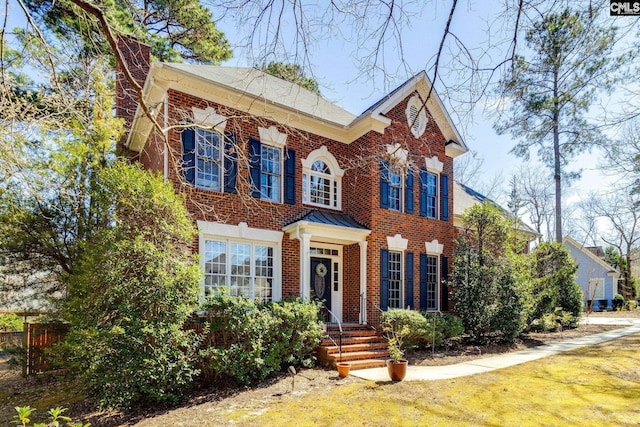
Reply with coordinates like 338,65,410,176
563,236,619,274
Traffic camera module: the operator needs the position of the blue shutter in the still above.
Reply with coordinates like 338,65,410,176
284,148,296,205
441,173,449,221
441,256,449,311
224,132,237,194
380,249,389,310
405,170,414,214
405,252,414,309
248,138,261,198
419,253,427,310
419,170,428,217
181,129,196,184
380,161,390,209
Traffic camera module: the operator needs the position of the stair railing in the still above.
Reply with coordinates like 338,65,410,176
361,293,384,333
322,304,343,362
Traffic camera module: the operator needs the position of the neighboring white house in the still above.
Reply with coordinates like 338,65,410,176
563,236,620,311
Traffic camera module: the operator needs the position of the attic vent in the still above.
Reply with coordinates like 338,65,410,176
406,95,427,138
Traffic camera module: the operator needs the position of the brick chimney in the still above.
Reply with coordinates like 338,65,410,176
115,36,151,135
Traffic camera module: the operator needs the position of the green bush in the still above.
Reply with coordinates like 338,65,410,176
613,293,624,311
61,162,201,409
419,312,464,348
199,294,323,385
529,307,578,331
0,313,22,332
491,265,526,342
624,300,638,311
13,406,89,427
381,309,431,349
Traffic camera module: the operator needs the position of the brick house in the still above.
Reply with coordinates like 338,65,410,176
117,39,468,326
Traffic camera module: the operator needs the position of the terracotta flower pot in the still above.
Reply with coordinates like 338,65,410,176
337,362,351,378
387,359,408,381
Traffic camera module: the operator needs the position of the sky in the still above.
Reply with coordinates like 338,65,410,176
208,0,624,219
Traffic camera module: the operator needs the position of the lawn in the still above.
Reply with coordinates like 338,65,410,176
2,330,639,426
137,332,640,427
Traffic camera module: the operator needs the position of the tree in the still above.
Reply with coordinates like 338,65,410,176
494,8,622,243
583,191,640,299
516,167,554,243
451,202,525,342
24,0,232,63
62,161,201,409
528,242,582,326
262,61,320,94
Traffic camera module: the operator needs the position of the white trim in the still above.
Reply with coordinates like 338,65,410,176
191,106,227,132
387,234,408,252
425,156,444,173
258,126,287,148
197,221,283,301
301,146,344,210
425,239,444,255
359,240,368,324
163,93,169,180
425,253,441,312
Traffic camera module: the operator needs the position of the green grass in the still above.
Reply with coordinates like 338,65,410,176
230,333,640,426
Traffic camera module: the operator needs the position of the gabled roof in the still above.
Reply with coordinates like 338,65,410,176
563,236,619,274
453,181,539,240
127,64,467,157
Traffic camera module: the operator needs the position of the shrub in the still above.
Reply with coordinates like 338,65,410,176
61,162,201,409
491,265,526,342
13,406,89,427
381,309,431,350
624,299,638,311
613,293,624,311
0,313,22,332
199,294,323,385
419,312,464,349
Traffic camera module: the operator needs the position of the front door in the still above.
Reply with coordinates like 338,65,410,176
311,257,332,321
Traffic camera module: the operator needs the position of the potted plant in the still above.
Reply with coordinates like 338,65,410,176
337,361,351,378
383,315,410,381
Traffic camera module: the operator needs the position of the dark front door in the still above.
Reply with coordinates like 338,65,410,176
311,257,332,320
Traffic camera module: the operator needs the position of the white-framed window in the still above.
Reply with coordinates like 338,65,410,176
388,250,403,309
203,239,275,302
426,254,439,311
389,168,404,212
196,129,223,191
198,221,282,302
301,146,344,210
260,145,282,202
588,278,605,300
425,171,438,219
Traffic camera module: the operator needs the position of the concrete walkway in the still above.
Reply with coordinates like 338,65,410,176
350,318,640,382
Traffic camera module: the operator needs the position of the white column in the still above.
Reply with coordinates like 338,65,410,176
359,240,368,325
300,233,311,301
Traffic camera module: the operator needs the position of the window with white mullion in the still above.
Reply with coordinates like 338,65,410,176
204,240,226,297
388,251,403,309
196,129,222,191
260,145,282,202
426,254,439,310
426,172,438,218
389,168,403,212
230,243,251,298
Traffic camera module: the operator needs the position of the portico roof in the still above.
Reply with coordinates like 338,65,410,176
283,210,371,245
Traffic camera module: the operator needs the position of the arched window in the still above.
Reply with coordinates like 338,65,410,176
301,146,344,210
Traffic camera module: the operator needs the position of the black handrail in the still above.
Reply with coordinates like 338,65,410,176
361,293,384,332
322,304,343,362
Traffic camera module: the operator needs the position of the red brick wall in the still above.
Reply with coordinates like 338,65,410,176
136,85,456,314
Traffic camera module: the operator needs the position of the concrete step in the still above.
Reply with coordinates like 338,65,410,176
320,335,383,346
327,349,390,363
324,342,388,355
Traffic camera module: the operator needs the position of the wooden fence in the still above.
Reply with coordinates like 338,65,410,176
23,323,69,375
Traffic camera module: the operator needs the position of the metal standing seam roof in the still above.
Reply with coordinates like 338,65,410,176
288,210,370,230
161,64,357,127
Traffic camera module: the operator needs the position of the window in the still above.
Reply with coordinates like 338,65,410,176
420,171,438,219
588,278,605,300
388,251,403,309
425,255,438,311
302,146,343,210
260,145,282,202
204,239,275,302
196,129,223,191
388,168,403,212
